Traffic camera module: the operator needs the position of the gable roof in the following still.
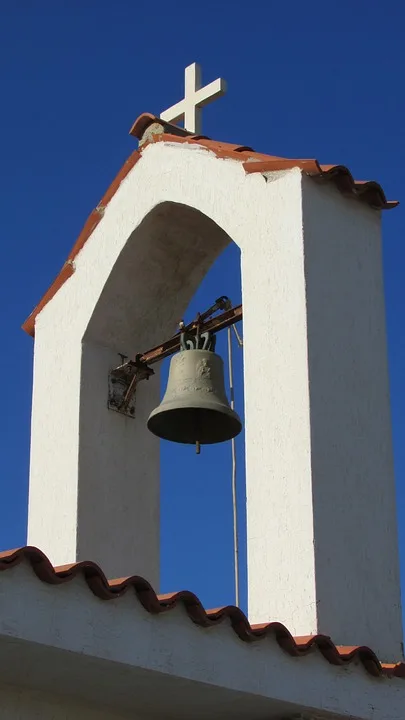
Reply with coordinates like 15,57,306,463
130,113,398,212
22,113,398,337
1,546,404,682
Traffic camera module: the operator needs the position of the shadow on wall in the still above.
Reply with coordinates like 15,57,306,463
84,201,232,351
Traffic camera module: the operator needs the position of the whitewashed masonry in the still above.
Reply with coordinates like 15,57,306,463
26,134,403,660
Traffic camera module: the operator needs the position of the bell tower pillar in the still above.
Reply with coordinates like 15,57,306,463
244,174,403,661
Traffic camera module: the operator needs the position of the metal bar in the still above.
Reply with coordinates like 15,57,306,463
194,295,231,325
139,304,242,366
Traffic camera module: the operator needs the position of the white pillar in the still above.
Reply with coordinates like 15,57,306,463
27,309,162,585
245,175,403,661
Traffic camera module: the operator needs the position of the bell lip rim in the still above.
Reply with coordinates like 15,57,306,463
148,400,242,423
146,405,242,444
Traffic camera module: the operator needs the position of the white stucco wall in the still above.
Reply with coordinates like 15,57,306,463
247,173,403,660
1,560,405,720
243,167,316,637
27,140,402,659
304,178,402,654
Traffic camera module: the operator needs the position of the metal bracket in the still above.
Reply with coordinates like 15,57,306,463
107,297,239,418
108,354,154,418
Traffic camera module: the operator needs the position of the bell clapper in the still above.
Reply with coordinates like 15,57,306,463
196,440,201,455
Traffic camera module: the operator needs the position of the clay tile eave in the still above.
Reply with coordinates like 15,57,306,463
22,148,142,337
243,158,320,174
242,157,398,210
22,262,75,337
129,112,161,139
139,132,289,165
382,662,405,678
0,545,404,682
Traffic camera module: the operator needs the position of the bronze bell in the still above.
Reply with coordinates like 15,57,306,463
147,349,242,445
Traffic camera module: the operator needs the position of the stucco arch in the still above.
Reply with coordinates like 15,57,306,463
84,200,233,350
28,142,305,586
79,199,244,600
27,138,307,589
76,202,238,584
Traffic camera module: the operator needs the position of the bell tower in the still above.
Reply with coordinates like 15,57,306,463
24,77,402,661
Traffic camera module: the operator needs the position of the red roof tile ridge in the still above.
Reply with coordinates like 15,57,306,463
131,113,397,211
129,112,160,139
21,114,398,338
141,133,262,163
21,148,141,338
1,546,404,680
130,113,397,204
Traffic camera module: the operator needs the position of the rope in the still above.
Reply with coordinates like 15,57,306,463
232,323,243,348
227,326,240,607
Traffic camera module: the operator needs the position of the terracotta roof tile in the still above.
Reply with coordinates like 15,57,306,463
22,114,398,337
22,149,141,337
130,113,397,211
1,546,404,681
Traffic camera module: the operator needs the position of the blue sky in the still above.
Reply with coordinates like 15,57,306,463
0,1,404,624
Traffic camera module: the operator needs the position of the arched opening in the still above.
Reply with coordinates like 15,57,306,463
160,241,246,611
84,201,232,350
80,201,245,593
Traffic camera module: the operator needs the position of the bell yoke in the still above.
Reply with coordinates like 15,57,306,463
108,296,243,449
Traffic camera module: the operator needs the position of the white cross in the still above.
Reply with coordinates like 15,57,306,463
160,63,227,135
